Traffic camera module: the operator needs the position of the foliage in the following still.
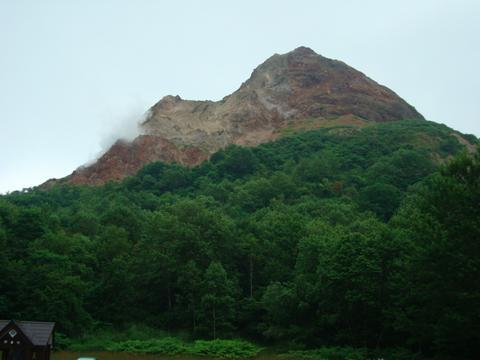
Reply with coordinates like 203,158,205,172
0,120,477,359
107,338,261,359
65,325,169,351
390,148,480,359
107,337,186,354
189,339,262,359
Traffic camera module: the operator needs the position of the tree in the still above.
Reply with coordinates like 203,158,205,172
251,206,307,283
214,145,259,178
261,282,298,340
176,260,202,333
365,149,435,191
0,225,9,315
130,211,178,326
293,217,402,347
200,262,236,339
22,247,92,335
391,148,480,358
89,225,133,324
358,183,402,221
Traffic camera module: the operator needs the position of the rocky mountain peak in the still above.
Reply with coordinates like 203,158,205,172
55,47,425,185
291,46,317,55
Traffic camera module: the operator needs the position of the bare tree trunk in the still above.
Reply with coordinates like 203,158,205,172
167,283,172,310
249,254,254,298
213,303,216,339
192,301,197,334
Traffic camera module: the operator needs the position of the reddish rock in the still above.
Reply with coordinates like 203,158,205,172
68,135,208,185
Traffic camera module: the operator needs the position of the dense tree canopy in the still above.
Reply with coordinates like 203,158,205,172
0,120,478,359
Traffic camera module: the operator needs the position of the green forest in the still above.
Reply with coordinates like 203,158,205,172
1,120,479,359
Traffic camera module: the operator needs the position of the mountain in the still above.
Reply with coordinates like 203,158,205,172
57,46,424,185
2,48,479,358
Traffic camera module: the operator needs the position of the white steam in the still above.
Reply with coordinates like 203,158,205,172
98,109,146,150
83,103,151,167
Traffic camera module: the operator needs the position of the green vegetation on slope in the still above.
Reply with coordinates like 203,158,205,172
0,120,478,359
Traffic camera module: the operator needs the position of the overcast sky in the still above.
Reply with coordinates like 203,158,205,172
1,0,479,193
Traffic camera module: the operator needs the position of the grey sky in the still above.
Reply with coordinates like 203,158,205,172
1,0,479,193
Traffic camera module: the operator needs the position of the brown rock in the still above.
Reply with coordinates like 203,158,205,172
69,135,208,185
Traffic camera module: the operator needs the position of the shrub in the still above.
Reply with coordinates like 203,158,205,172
106,337,186,355
189,339,262,359
106,338,262,359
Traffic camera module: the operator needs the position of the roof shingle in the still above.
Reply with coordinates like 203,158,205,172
0,320,55,346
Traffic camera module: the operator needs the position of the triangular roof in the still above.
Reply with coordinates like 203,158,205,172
0,320,55,347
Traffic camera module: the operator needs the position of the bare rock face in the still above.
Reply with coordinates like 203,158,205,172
69,136,208,185
65,47,424,185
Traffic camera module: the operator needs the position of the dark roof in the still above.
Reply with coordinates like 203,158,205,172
0,320,55,346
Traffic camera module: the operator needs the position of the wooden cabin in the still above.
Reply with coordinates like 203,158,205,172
0,320,55,360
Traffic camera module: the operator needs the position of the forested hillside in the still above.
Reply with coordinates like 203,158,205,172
1,120,478,359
